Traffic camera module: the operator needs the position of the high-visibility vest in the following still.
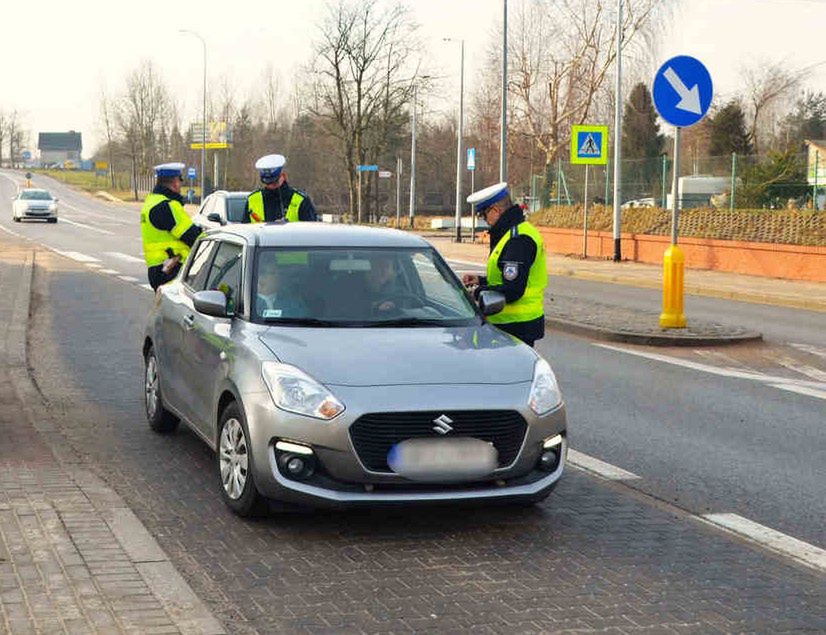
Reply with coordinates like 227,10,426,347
140,193,197,267
247,189,304,223
486,221,547,324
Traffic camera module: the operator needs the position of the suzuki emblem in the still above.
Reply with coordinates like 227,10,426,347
432,414,454,435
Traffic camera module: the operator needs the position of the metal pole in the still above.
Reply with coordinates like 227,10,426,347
814,151,819,210
470,169,476,242
454,40,465,242
671,127,681,245
661,154,667,207
730,152,736,211
409,84,417,229
179,30,208,202
556,158,561,207
611,0,622,261
396,156,402,227
500,0,508,182
582,163,590,258
604,159,610,206
357,170,362,224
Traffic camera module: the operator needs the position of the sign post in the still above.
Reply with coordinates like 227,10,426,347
653,55,713,328
570,125,609,258
467,148,476,241
356,165,378,224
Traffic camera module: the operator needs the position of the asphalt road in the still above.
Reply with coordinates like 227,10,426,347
1,170,825,631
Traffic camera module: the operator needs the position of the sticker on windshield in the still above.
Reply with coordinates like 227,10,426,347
503,262,519,281
262,309,283,318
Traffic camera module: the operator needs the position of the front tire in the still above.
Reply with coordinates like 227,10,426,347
144,346,179,433
12,215,20,222
48,217,57,224
217,402,266,517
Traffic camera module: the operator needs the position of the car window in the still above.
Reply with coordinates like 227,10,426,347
199,196,215,217
410,251,472,312
183,240,217,291
205,242,243,315
20,190,53,200
226,197,247,222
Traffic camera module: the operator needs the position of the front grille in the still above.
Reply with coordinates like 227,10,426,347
349,410,528,473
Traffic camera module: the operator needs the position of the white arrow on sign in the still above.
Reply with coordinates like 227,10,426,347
663,66,702,115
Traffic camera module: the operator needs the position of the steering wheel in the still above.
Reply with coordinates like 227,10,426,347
371,293,425,316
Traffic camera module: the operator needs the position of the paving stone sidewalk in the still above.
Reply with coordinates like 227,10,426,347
0,242,224,635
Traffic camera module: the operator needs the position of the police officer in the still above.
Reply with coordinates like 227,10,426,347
462,182,548,347
242,154,317,223
140,163,204,290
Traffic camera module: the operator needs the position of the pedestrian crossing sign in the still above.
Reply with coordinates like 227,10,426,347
571,125,609,165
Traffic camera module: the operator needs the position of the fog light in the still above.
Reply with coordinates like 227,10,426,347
274,440,317,480
538,449,560,472
286,457,305,475
543,434,563,449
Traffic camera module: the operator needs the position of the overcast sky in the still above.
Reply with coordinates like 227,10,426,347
4,0,826,155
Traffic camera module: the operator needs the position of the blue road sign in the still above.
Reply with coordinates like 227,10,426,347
187,167,197,180
357,165,379,172
653,55,713,128
467,148,476,171
570,125,608,165
21,150,32,161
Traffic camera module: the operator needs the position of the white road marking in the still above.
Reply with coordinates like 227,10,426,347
596,343,826,401
105,251,144,263
567,449,640,480
118,275,139,282
85,263,102,269
56,251,101,264
773,356,826,383
57,216,114,235
702,513,826,574
790,343,826,360
59,201,132,225
99,269,120,275
140,284,153,291
448,258,486,269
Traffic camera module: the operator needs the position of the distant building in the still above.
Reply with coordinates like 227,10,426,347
38,131,82,167
805,140,826,210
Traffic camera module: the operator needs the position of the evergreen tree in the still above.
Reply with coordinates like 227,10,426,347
621,82,664,199
780,91,826,149
709,101,752,156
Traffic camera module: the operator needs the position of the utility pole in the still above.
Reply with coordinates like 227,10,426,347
445,38,465,242
500,0,508,182
179,30,207,203
611,0,622,261
408,83,418,229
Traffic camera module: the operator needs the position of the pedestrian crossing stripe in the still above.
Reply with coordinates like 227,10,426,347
570,124,609,165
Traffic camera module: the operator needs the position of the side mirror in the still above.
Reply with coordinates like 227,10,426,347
478,290,506,316
193,290,229,318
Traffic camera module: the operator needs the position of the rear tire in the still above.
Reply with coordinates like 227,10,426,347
12,216,20,222
144,346,179,433
217,402,266,517
48,218,57,224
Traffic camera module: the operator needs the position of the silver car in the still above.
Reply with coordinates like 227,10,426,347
193,190,250,229
12,188,59,223
143,224,567,516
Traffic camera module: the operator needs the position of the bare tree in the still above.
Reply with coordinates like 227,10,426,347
99,89,118,188
495,0,660,170
308,0,420,220
6,111,24,168
743,61,802,154
0,110,7,167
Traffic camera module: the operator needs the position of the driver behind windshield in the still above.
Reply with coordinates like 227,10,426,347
366,255,406,313
256,258,307,319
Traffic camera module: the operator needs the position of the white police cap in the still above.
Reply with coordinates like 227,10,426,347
466,182,509,211
255,154,286,181
154,162,185,178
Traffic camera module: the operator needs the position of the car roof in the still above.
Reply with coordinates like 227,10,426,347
208,190,249,198
207,223,431,249
21,188,50,194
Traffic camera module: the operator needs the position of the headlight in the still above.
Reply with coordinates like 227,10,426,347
261,362,345,420
528,357,562,415
48,203,57,210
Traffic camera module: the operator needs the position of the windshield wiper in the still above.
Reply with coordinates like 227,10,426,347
262,317,344,327
370,317,453,327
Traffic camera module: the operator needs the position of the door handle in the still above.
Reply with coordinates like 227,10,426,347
183,314,196,329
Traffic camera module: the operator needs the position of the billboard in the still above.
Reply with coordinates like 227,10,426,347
190,121,232,149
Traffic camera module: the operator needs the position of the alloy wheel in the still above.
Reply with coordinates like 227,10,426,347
219,418,249,500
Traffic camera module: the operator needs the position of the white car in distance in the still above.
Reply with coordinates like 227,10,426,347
12,189,59,223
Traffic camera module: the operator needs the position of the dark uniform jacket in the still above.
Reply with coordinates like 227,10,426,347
146,185,203,290
475,204,545,345
241,182,318,223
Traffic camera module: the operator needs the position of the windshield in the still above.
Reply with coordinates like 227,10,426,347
226,197,248,222
20,190,53,200
253,247,479,327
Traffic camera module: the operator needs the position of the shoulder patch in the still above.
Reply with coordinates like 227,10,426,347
503,261,519,281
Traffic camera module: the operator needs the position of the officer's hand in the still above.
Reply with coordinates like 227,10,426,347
462,274,480,288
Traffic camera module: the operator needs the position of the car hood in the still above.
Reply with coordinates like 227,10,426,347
258,324,537,386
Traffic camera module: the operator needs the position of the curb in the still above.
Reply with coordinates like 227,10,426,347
2,247,226,635
545,316,763,347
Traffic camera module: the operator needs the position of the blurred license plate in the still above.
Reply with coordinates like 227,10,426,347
387,437,498,482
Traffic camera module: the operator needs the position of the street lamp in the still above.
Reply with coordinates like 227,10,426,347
444,38,465,243
179,29,206,204
501,0,508,182
409,75,430,229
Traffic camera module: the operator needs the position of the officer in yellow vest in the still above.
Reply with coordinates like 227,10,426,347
140,163,204,290
242,154,318,223
462,182,548,347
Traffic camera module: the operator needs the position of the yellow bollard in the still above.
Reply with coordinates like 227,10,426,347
660,244,687,328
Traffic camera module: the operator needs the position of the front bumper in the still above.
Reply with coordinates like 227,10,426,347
21,208,56,218
243,382,567,507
